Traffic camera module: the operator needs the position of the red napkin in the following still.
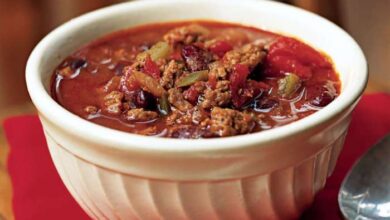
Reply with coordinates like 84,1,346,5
4,93,390,220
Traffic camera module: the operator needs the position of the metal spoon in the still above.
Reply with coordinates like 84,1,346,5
339,133,390,220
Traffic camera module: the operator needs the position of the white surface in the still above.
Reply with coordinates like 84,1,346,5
26,0,367,219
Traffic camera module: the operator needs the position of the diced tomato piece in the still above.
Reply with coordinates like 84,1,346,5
183,85,200,105
264,37,331,79
144,55,160,79
265,55,312,78
230,64,250,108
209,41,233,58
230,64,250,93
233,63,250,80
271,37,331,67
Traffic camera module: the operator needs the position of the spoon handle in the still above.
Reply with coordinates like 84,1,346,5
339,133,390,220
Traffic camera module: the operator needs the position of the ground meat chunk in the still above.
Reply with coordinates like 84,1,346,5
84,105,98,114
168,88,193,112
167,125,201,138
209,107,256,137
163,24,210,45
200,80,231,109
166,107,208,128
103,76,121,92
160,60,185,89
208,61,228,80
191,107,209,125
103,91,124,115
223,43,266,71
125,108,158,121
166,110,180,125
166,109,193,125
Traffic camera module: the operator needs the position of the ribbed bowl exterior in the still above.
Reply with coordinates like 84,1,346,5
45,129,347,220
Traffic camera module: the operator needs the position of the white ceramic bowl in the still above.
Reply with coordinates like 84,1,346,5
26,0,367,219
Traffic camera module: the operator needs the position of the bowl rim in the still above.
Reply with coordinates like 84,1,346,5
26,0,368,153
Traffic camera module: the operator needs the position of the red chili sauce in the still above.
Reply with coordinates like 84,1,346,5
51,21,340,138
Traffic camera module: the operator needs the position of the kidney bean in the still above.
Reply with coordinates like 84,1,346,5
134,90,156,110
125,89,156,110
182,45,210,71
70,58,87,70
254,98,278,113
311,92,335,107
